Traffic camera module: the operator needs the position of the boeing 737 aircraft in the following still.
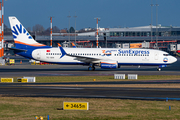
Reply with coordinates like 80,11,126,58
9,16,177,71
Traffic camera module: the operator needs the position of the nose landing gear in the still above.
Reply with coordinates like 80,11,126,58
157,67,161,71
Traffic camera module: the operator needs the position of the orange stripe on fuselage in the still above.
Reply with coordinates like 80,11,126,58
101,62,116,64
14,40,46,47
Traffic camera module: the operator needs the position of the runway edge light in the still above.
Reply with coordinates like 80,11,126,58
63,102,89,110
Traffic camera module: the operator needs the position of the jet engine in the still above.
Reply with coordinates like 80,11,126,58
99,61,118,69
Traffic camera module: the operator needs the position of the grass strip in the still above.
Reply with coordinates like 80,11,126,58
0,97,180,120
10,75,180,83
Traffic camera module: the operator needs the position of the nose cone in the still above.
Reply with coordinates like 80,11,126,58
171,56,177,63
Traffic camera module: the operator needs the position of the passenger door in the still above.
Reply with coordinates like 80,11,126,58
36,50,41,60
154,52,158,60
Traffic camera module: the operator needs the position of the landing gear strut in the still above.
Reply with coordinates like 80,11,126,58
88,67,95,71
88,64,95,71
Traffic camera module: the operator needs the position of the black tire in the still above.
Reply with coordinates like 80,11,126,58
88,67,95,71
157,68,161,71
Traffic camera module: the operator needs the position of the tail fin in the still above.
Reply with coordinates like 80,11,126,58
9,16,50,49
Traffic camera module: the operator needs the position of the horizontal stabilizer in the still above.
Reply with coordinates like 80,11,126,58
8,47,27,52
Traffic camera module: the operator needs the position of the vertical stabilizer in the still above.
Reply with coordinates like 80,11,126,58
9,16,50,49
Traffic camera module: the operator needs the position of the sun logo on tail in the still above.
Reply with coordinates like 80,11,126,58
12,24,33,39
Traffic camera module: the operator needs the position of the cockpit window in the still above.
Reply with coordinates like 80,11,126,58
163,54,169,56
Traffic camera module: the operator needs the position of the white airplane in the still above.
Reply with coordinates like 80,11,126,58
9,16,177,71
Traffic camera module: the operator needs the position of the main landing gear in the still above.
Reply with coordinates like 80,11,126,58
157,67,161,71
88,66,95,71
88,64,95,71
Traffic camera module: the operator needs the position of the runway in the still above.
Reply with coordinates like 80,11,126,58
0,57,179,77
1,80,180,100
0,56,179,100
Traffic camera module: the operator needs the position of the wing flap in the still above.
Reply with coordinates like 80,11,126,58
66,54,101,63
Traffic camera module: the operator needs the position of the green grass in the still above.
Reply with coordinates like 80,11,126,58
10,75,180,83
1,75,180,119
0,97,180,120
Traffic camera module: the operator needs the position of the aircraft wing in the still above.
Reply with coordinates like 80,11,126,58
57,43,102,63
66,54,101,63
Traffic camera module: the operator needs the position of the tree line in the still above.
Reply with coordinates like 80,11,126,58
4,24,96,36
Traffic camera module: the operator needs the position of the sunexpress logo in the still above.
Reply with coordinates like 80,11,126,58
102,50,117,56
163,58,168,63
118,49,150,55
102,50,111,56
12,24,33,39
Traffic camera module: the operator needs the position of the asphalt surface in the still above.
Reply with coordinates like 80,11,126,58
0,56,179,100
1,81,180,100
0,57,179,77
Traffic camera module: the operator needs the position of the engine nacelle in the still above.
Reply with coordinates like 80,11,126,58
100,61,118,69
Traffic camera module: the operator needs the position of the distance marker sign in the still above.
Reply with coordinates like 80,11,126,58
1,78,13,82
63,102,89,110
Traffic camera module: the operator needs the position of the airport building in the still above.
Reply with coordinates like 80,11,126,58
4,25,180,55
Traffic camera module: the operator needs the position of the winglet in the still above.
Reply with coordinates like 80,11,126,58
57,43,61,47
58,43,67,58
71,42,76,48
